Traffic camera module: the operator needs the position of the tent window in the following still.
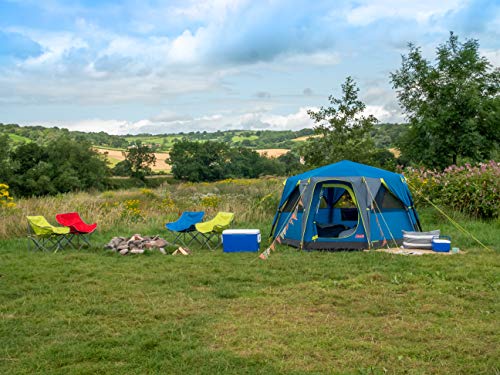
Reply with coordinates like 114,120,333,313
282,188,304,212
318,195,328,209
333,191,356,208
374,186,405,210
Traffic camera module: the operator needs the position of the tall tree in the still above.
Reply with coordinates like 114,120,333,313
300,76,380,167
391,32,500,169
168,140,229,182
122,141,156,179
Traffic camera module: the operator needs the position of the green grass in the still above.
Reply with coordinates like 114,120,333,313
124,135,181,150
1,206,499,374
6,133,31,143
232,135,259,142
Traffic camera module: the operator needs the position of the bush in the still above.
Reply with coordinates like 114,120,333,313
403,161,500,218
0,183,16,210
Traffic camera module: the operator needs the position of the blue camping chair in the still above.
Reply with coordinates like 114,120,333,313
165,211,205,246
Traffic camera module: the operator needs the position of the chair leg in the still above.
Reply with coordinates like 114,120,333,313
199,232,221,250
187,231,204,246
28,236,45,251
80,233,92,247
171,232,184,246
61,233,76,249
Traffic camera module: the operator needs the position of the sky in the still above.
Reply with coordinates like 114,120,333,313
0,0,498,135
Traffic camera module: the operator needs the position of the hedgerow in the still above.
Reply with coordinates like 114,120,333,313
403,161,499,219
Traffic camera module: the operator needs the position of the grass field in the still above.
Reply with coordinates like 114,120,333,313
1,180,499,374
6,133,31,143
94,148,172,172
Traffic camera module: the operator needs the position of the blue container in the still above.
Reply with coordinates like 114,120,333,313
222,229,261,252
432,235,451,252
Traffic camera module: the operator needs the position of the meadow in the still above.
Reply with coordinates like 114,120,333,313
1,178,499,374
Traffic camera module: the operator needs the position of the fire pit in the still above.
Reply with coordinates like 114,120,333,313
105,234,171,255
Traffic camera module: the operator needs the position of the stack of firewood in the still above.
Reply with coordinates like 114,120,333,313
105,234,170,255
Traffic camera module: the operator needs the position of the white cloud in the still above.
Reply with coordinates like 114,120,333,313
363,105,392,122
29,106,317,135
481,48,500,67
280,51,341,66
261,107,317,130
346,0,467,26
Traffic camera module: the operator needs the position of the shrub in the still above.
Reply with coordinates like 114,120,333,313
121,199,143,222
0,183,16,209
403,161,499,218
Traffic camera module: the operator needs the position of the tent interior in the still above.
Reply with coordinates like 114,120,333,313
314,183,359,238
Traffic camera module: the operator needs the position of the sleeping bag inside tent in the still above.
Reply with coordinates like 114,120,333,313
270,160,422,250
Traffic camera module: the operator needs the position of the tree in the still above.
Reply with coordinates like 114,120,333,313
0,134,13,184
168,140,230,182
112,160,133,176
300,76,381,167
122,141,156,179
391,32,500,169
168,140,288,182
7,137,109,196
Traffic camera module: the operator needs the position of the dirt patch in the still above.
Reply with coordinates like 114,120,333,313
256,149,290,158
292,134,321,142
95,148,171,172
388,148,401,158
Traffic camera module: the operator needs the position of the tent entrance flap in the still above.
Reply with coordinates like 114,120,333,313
311,182,360,239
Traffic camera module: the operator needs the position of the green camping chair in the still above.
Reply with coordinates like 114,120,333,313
195,212,234,249
27,216,72,252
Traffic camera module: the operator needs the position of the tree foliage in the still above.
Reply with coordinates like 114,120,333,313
0,136,109,197
122,141,156,179
391,32,500,169
300,76,393,168
167,140,295,182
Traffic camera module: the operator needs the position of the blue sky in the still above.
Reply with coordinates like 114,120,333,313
0,0,498,134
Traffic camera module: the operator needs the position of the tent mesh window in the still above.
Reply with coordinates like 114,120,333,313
333,191,358,221
374,186,405,210
282,188,303,212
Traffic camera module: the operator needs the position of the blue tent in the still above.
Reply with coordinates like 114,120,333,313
270,160,421,250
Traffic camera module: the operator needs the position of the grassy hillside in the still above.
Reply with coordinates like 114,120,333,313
0,179,498,374
7,133,31,143
1,122,408,154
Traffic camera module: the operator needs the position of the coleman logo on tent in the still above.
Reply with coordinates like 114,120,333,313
355,234,365,239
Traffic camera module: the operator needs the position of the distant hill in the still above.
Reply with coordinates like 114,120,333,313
0,122,408,152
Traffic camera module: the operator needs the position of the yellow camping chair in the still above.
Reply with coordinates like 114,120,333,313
27,216,72,252
195,212,234,249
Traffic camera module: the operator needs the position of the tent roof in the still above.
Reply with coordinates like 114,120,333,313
279,160,409,208
290,160,401,182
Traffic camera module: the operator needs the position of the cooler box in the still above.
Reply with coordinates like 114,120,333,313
222,229,261,252
432,236,451,252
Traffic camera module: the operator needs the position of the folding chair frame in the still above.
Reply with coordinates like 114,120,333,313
27,223,73,253
198,231,222,250
194,212,234,250
55,212,97,249
166,211,205,247
172,229,204,247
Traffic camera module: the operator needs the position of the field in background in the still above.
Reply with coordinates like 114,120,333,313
94,148,291,172
95,148,171,172
256,149,289,158
1,179,498,374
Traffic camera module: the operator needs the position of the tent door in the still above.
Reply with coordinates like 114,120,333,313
311,182,361,240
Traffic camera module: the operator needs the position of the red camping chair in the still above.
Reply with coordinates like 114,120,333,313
56,212,97,247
